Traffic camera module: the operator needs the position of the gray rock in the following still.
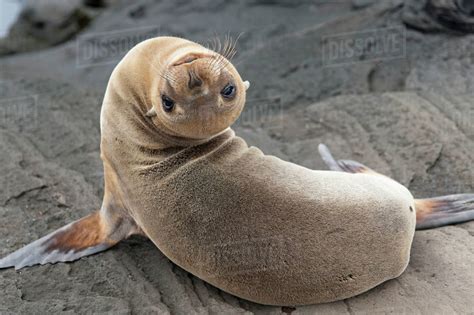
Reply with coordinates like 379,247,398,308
352,0,377,9
0,0,117,56
403,0,474,33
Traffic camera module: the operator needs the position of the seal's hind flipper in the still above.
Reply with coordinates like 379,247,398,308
415,194,474,230
318,144,380,175
0,211,139,270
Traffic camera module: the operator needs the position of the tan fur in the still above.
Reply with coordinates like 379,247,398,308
96,36,417,306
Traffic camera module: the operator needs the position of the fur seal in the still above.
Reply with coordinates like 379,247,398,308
1,36,473,306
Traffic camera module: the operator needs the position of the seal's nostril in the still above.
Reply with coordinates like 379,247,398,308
188,69,203,89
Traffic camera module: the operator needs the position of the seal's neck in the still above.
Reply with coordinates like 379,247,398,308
152,126,233,149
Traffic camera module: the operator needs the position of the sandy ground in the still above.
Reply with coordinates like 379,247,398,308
0,0,473,314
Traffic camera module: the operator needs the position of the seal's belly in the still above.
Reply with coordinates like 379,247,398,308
135,146,416,306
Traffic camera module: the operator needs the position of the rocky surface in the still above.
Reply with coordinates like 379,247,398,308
0,0,473,314
403,0,474,33
0,0,117,56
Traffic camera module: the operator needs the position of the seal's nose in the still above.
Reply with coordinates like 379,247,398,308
187,69,202,90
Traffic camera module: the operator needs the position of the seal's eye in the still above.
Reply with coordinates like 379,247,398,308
162,95,175,112
221,84,236,99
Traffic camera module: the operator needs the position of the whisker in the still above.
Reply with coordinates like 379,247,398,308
213,32,242,75
211,34,230,75
230,32,243,59
205,36,220,72
210,33,225,70
224,32,234,58
202,32,243,78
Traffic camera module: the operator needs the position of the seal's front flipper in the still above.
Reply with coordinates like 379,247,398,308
415,194,474,230
318,144,381,176
0,210,140,270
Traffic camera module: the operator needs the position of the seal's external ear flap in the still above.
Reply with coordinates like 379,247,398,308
243,81,250,91
146,107,157,117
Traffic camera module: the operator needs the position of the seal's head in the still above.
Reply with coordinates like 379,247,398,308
143,38,250,140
